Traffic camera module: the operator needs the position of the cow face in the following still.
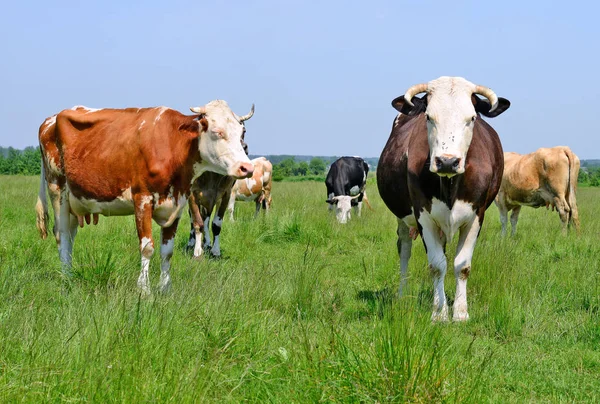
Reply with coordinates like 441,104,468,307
191,100,254,179
326,195,355,224
392,76,510,178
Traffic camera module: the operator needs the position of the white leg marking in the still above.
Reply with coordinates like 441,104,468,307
419,211,449,322
193,232,204,258
452,217,480,321
158,238,174,293
138,236,153,295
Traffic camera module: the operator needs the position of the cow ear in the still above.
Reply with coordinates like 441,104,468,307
473,96,511,118
391,95,427,116
178,120,200,137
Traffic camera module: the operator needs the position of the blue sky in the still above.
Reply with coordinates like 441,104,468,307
1,1,598,158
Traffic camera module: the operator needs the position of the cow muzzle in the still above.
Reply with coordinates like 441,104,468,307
432,155,463,176
229,162,254,179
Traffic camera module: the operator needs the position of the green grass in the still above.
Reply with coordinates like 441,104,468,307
0,175,599,402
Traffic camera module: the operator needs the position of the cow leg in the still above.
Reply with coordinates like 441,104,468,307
57,187,77,271
555,197,570,234
134,195,154,295
254,199,261,218
158,218,179,293
419,214,449,322
202,210,212,252
211,194,230,257
354,201,362,217
227,190,236,222
510,206,521,236
495,199,509,236
187,197,204,258
186,197,198,252
210,215,224,257
48,182,62,245
452,217,481,321
396,219,413,296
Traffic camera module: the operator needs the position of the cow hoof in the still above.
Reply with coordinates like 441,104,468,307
431,307,449,323
158,279,171,294
452,312,469,322
138,285,152,297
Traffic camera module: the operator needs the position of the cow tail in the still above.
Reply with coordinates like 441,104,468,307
565,147,580,232
35,160,49,239
362,191,374,211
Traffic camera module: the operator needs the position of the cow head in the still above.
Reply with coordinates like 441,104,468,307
190,100,255,179
392,76,510,177
326,194,360,224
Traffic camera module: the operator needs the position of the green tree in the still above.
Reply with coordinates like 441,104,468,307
309,157,326,175
296,161,309,176
274,158,297,177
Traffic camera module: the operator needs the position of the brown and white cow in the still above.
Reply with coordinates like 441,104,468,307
35,101,254,294
186,112,252,258
227,157,273,220
495,146,580,235
377,76,510,321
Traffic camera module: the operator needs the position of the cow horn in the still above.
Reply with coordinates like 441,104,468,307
403,83,428,107
238,104,255,122
473,85,498,112
190,106,206,114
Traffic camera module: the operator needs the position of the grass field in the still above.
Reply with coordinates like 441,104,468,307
0,175,599,402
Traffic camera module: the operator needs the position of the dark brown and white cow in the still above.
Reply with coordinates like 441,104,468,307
186,110,253,258
227,157,273,220
377,76,510,321
35,101,254,294
495,146,580,235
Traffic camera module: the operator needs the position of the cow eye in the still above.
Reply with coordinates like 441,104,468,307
471,116,476,122
425,114,431,122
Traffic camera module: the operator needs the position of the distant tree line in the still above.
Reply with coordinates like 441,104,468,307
271,157,327,181
579,167,600,187
1,146,600,187
0,147,41,175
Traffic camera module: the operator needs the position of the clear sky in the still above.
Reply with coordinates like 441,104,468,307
1,0,598,158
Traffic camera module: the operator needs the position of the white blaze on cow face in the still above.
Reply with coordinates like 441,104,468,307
333,196,353,224
192,100,254,180
425,77,479,177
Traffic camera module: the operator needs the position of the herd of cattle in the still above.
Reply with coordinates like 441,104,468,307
34,76,580,321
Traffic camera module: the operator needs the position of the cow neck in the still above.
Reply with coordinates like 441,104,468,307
438,175,460,208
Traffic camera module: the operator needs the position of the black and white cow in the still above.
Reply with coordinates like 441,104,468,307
325,156,371,223
377,76,510,321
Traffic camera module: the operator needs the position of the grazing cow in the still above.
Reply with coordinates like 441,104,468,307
495,146,580,235
35,101,254,294
377,76,510,321
187,113,252,257
325,156,371,224
227,157,273,220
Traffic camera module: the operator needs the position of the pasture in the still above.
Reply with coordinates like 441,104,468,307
0,175,599,402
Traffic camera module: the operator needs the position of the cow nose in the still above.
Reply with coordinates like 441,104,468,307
238,162,254,178
435,156,461,173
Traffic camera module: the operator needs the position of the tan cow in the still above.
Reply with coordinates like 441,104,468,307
495,146,580,235
227,157,273,220
35,101,254,294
